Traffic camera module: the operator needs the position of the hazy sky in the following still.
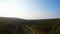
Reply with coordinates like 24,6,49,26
0,0,60,19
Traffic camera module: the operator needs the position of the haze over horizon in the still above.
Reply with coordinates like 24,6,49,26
0,0,60,19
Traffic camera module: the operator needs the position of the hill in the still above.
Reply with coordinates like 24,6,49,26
0,17,60,34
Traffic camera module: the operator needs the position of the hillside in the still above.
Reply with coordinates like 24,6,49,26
0,17,60,34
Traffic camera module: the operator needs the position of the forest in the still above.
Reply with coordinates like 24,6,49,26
0,17,60,34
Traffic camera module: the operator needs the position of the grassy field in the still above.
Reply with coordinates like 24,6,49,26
0,17,60,34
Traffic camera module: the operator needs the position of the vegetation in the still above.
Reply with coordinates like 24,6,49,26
0,17,60,34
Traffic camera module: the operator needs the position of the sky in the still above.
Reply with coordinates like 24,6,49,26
0,0,60,19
